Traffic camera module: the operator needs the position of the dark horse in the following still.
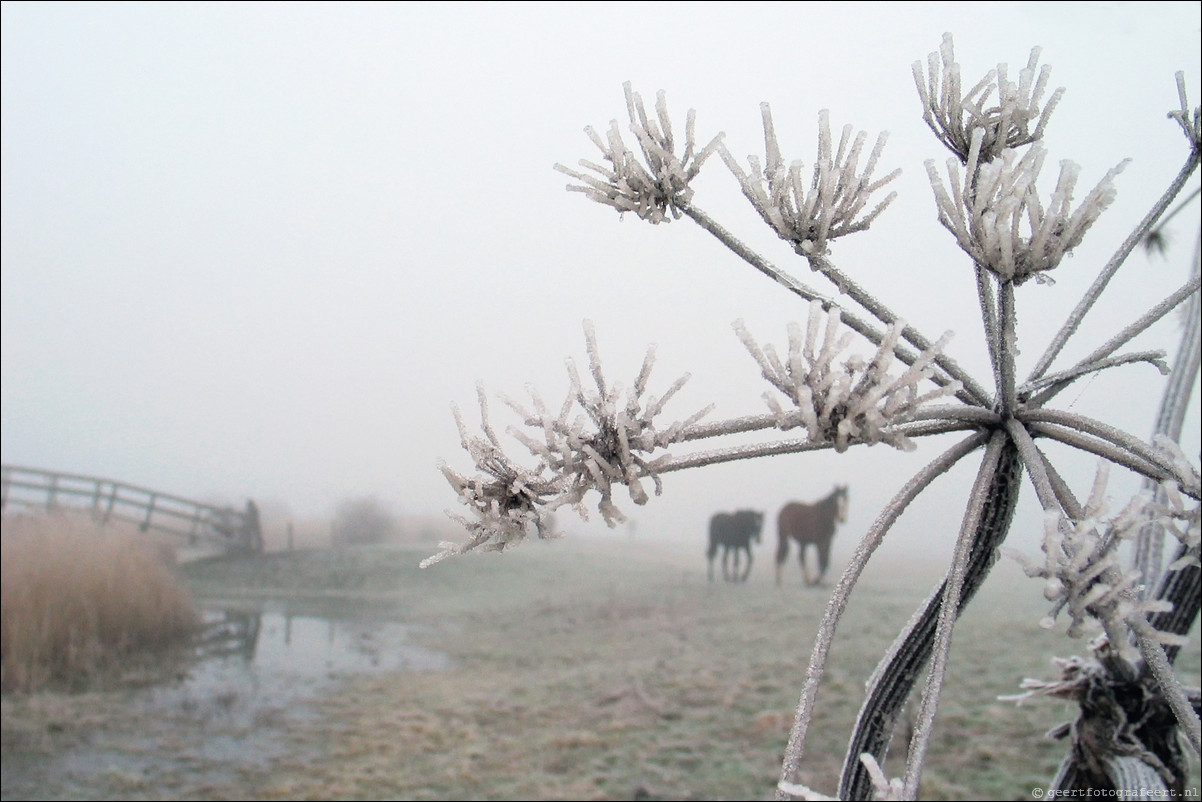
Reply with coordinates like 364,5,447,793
775,485,848,586
707,509,764,582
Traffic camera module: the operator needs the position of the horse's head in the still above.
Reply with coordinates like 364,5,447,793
740,509,764,542
835,485,849,524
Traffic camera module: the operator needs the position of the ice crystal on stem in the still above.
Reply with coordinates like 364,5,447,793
721,107,899,255
554,82,724,223
927,138,1127,284
914,32,1063,164
734,301,960,452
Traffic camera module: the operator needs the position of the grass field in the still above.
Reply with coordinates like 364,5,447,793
3,533,1199,800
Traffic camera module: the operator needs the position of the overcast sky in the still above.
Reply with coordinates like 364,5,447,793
3,1,1200,560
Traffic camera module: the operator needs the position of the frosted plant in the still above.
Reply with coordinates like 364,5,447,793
437,32,1200,801
554,81,724,223
1004,462,1195,663
914,32,1063,163
734,303,960,452
426,320,713,568
927,138,1128,284
721,107,900,256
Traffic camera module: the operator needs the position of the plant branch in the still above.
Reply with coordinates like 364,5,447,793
839,437,1022,799
1029,153,1200,382
978,265,1003,400
660,418,982,475
777,430,989,799
1019,409,1201,496
1005,418,1062,510
681,203,991,404
1129,617,1202,755
1025,421,1182,490
903,432,1009,798
1029,273,1200,408
1020,351,1170,396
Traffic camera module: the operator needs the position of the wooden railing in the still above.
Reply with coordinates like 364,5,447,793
0,464,263,554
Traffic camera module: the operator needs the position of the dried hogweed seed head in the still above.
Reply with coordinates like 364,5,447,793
734,302,959,452
427,321,712,566
554,82,725,223
1003,463,1192,663
720,107,899,256
927,143,1127,284
913,32,1064,163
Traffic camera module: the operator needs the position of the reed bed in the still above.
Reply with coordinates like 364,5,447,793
1,511,199,693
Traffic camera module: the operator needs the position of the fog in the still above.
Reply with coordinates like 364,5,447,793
3,1,1199,563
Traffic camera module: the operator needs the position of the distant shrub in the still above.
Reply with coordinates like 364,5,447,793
332,496,399,546
1,512,200,693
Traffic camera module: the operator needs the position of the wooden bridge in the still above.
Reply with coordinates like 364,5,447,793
1,464,263,554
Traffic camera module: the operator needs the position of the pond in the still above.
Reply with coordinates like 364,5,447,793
0,599,449,800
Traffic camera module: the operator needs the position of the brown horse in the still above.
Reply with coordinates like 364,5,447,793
775,485,848,586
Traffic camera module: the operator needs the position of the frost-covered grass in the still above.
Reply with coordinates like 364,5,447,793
5,537,1196,798
0,512,199,693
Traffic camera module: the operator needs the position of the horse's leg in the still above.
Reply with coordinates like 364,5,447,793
707,536,716,582
775,533,789,586
741,544,753,582
722,545,732,582
799,542,813,586
815,533,833,586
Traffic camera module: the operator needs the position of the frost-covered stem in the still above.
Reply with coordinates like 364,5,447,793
1129,616,1202,755
1135,227,1201,592
999,282,1019,415
902,433,1007,799
839,436,1022,799
1025,421,1185,490
1029,154,1200,382
676,405,999,443
977,265,1003,396
682,203,989,404
1020,408,1202,495
662,418,981,475
776,431,988,800
1029,272,1200,407
678,412,802,440
903,405,1002,426
1022,351,1170,395
1035,443,1087,520
803,251,990,403
1146,546,1201,664
1005,418,1065,511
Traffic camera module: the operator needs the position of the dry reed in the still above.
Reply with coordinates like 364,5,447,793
1,511,199,693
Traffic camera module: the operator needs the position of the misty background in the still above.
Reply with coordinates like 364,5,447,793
3,1,1200,565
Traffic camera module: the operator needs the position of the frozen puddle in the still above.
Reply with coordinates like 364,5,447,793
1,600,449,800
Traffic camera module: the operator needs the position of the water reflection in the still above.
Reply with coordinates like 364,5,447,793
191,602,449,680
2,600,450,800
